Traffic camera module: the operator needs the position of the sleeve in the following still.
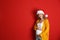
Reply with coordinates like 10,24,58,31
44,19,50,34
34,23,37,31
34,20,39,31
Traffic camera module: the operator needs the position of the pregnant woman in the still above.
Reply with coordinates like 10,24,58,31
34,10,50,40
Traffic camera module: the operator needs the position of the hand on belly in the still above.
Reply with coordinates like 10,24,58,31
37,27,42,31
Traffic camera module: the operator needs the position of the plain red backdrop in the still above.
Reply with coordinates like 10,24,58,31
0,0,60,40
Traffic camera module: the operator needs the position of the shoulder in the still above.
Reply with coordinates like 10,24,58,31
44,18,49,23
36,19,40,23
44,18,49,21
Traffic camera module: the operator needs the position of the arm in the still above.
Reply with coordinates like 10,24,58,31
34,20,39,31
34,23,37,31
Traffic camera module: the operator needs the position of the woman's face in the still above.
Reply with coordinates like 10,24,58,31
38,14,43,19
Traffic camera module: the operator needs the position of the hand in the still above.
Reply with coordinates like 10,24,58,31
37,27,42,30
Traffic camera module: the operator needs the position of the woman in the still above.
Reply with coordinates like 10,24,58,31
34,10,49,40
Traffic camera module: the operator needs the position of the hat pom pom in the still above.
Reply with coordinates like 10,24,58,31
45,14,48,17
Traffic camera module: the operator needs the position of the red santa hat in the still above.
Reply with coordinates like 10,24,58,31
37,10,48,17
37,10,44,15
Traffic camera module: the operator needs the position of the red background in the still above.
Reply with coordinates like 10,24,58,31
0,0,60,40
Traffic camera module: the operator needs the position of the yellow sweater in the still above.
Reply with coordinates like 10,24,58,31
34,19,49,40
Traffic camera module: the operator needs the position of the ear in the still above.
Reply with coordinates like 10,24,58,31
45,14,48,17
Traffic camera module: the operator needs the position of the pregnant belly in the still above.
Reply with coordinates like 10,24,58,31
36,30,42,35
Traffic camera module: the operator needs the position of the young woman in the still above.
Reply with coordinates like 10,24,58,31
34,10,49,40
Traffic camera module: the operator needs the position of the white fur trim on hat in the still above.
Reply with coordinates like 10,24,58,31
45,14,48,17
37,10,44,15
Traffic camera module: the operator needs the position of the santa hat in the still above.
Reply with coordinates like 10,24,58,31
37,10,48,17
37,10,44,15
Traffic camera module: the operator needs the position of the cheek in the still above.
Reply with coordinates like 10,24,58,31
38,15,43,18
39,15,42,17
41,15,43,17
39,15,41,17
